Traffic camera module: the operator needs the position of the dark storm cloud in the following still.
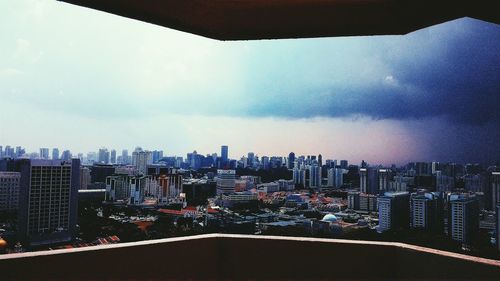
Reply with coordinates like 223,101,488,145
244,18,500,125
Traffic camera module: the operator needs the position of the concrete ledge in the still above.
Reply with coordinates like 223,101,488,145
1,234,499,280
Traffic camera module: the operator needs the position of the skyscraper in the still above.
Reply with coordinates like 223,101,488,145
39,148,49,160
318,154,322,167
121,149,129,165
221,145,228,164
360,168,379,194
98,148,110,164
293,167,306,188
378,169,390,193
0,172,20,211
61,150,72,161
309,164,322,188
132,150,153,175
378,192,410,232
110,149,117,164
10,159,80,246
449,195,479,244
492,172,500,209
410,192,443,233
288,152,295,169
216,169,236,195
327,168,343,188
52,148,59,160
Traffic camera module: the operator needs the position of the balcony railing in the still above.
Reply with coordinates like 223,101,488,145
1,234,499,280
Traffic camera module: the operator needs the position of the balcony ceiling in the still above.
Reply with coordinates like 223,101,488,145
58,0,498,40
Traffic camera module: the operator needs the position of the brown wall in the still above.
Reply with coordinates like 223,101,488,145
1,234,499,280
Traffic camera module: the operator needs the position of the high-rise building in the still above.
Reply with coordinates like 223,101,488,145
378,192,410,232
360,168,379,194
288,152,295,169
340,160,348,169
309,164,321,188
52,148,59,160
327,168,343,188
449,195,479,244
132,150,153,175
378,169,391,193
39,148,49,160
0,146,3,158
98,148,110,164
348,191,360,210
8,159,80,246
221,145,228,164
121,149,129,165
216,169,236,195
410,192,443,233
293,168,306,188
61,150,72,161
492,172,500,209
110,149,117,164
80,166,91,190
0,172,20,211
152,150,164,164
318,154,322,167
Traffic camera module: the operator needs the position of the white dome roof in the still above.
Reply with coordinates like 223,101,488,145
321,213,338,222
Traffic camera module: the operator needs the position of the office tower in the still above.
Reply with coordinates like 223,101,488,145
309,164,321,188
432,161,440,174
348,191,360,210
410,192,443,233
415,162,431,176
61,150,72,161
0,146,3,158
0,172,20,211
293,168,306,188
449,195,479,244
378,192,410,232
261,156,270,170
98,148,109,164
327,168,343,188
378,169,390,193
86,152,97,164
152,150,163,164
216,169,236,195
360,193,378,212
39,148,49,160
121,149,129,165
340,160,348,169
221,145,228,164
110,149,117,164
288,152,295,169
132,150,153,175
318,154,322,167
247,152,255,168
12,159,80,246
492,172,500,209
52,148,59,160
360,168,379,194
80,166,91,190
15,146,25,158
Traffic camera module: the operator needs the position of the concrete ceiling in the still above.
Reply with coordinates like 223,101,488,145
58,0,498,40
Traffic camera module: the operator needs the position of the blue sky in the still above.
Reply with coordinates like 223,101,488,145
1,0,499,165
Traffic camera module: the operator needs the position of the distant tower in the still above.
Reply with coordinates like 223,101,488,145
216,169,236,195
309,164,322,188
221,145,228,163
52,148,59,160
110,149,117,164
39,148,49,160
288,152,295,169
318,154,322,167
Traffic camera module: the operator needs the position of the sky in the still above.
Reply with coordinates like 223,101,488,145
0,0,499,165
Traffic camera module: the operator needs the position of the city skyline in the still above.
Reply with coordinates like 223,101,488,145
1,0,500,165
